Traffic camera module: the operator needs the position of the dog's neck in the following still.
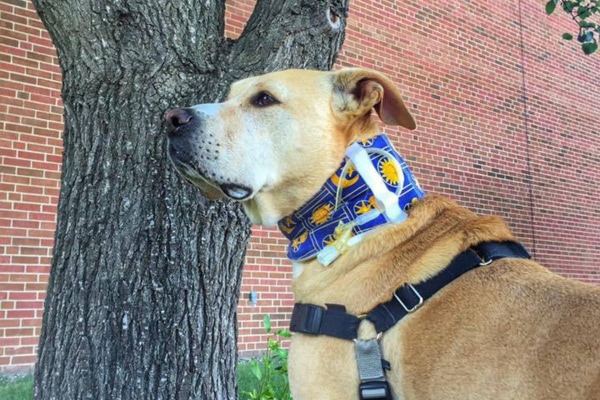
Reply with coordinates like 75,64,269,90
278,134,425,266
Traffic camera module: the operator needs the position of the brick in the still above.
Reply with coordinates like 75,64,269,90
6,309,34,318
25,282,47,291
28,229,55,238
20,337,39,346
19,246,49,256
0,318,20,329
0,226,27,238
20,319,41,328
4,122,31,133
0,301,15,310
14,301,44,310
0,338,20,348
0,283,25,292
4,346,34,356
9,354,37,365
12,219,39,229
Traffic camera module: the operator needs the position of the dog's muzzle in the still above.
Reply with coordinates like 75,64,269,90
163,108,253,200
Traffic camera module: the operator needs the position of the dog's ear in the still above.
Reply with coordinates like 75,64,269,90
332,68,416,130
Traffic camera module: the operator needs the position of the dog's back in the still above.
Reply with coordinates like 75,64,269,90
392,258,600,399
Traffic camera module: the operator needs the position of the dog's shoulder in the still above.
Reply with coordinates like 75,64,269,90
378,194,517,286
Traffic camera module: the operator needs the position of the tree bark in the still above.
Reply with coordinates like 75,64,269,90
31,0,349,399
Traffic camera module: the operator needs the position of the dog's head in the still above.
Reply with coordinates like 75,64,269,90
165,68,415,226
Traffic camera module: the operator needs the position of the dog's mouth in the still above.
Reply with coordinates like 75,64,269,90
168,143,253,201
218,183,253,200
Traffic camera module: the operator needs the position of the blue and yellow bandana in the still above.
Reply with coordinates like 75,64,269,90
278,134,425,264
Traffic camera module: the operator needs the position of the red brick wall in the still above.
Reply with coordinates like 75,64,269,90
2,0,600,371
0,0,61,372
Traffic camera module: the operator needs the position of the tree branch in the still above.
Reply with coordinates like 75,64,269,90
224,0,350,82
32,0,227,80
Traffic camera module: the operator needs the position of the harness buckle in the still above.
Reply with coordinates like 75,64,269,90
393,284,423,313
359,380,392,400
289,303,323,335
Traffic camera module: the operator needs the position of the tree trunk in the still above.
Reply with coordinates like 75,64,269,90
31,0,349,398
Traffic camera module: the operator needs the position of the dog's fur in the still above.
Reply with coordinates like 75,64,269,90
166,68,600,399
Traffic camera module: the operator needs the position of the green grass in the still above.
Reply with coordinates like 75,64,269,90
238,360,258,397
0,374,33,400
1,366,282,400
238,361,259,399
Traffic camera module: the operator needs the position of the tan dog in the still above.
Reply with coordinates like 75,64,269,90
165,68,600,399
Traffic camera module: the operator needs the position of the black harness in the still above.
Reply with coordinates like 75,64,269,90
290,241,531,399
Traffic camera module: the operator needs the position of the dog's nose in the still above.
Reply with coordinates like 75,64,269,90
164,108,193,135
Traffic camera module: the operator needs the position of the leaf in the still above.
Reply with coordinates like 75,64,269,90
579,20,597,29
242,390,258,400
263,314,271,334
562,0,577,13
274,348,289,360
580,9,593,19
582,41,598,54
251,362,262,380
276,329,292,339
563,32,574,40
268,338,279,351
546,0,557,14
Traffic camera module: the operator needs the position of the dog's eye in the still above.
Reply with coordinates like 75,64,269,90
252,91,278,107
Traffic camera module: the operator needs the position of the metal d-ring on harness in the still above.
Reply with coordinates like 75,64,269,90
290,241,531,400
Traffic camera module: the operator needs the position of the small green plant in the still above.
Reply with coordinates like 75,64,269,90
241,315,293,400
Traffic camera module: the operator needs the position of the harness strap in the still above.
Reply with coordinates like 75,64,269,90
290,303,361,340
290,241,530,339
368,240,530,333
355,339,392,400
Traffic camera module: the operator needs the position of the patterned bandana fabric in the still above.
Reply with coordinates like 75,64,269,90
278,134,425,262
